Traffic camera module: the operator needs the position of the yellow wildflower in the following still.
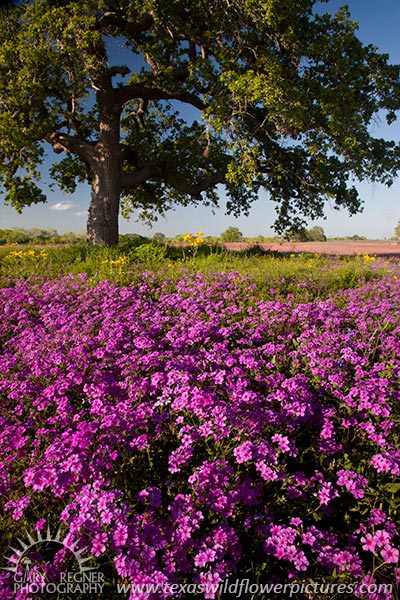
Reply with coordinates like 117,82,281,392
183,232,205,248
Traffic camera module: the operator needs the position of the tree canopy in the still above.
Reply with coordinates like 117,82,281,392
1,0,400,245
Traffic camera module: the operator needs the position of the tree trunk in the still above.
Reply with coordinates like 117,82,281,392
87,150,121,247
86,85,123,247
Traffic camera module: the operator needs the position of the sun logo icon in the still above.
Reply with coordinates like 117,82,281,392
3,527,95,579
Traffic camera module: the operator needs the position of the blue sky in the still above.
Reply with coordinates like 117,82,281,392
1,0,400,239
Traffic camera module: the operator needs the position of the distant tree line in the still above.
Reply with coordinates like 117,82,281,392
282,226,325,242
0,228,85,244
171,226,371,243
0,225,381,246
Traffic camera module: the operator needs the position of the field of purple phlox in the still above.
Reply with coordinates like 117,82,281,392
0,270,399,599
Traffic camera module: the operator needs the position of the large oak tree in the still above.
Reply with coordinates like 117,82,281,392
1,0,400,245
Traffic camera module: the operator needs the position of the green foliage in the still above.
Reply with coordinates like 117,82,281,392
220,226,244,243
130,241,167,264
282,226,309,242
348,234,366,241
283,225,327,241
0,0,400,243
152,232,166,242
330,234,367,241
117,233,150,250
0,227,85,244
306,225,327,241
394,219,400,240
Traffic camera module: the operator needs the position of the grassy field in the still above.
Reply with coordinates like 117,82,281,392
0,238,394,301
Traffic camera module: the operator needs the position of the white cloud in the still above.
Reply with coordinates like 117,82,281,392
75,211,88,217
49,202,77,211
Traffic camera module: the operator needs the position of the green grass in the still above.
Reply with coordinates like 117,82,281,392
0,239,394,301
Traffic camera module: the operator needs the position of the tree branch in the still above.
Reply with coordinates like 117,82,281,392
46,131,95,164
121,167,225,198
173,171,225,199
115,84,205,111
97,11,154,41
121,166,160,190
107,65,130,79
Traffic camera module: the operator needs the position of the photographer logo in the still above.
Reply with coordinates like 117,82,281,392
3,527,105,595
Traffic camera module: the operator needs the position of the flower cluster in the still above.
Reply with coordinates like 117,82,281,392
0,272,399,599
101,255,130,267
183,232,204,247
3,248,48,261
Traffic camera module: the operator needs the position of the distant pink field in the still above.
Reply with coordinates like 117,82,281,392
223,240,400,256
